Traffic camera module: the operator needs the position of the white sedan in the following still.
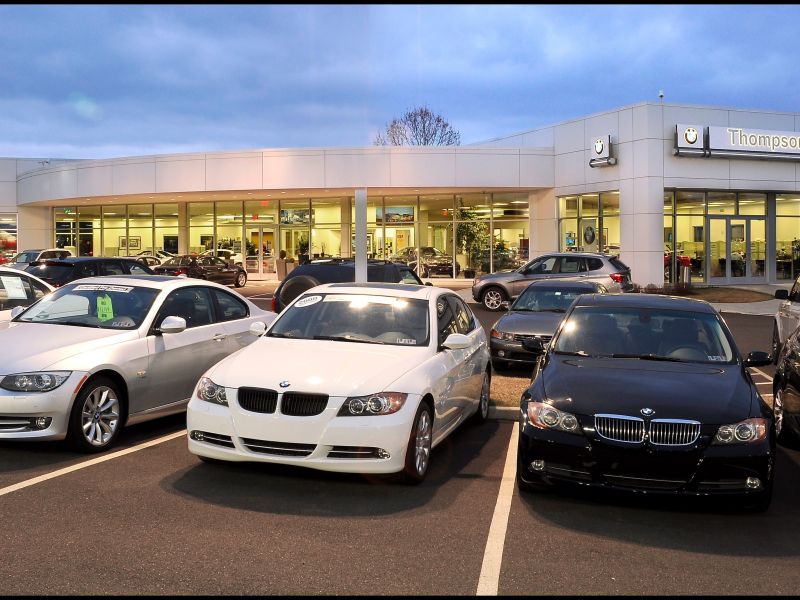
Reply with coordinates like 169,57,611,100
0,266,54,328
0,275,275,452
187,283,491,483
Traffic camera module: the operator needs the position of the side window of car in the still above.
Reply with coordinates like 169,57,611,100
214,258,229,267
791,276,800,301
436,296,458,347
527,257,556,275
586,257,604,271
447,296,475,334
398,268,422,285
77,263,99,278
558,256,585,274
0,273,35,310
156,287,215,330
128,262,150,275
212,289,249,322
101,261,126,276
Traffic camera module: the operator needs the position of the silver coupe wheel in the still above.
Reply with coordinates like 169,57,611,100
479,372,490,419
80,386,120,447
482,288,505,311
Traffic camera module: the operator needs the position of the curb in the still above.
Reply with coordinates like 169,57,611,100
489,406,519,422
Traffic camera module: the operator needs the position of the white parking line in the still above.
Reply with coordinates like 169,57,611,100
749,367,774,381
0,430,186,499
476,422,518,596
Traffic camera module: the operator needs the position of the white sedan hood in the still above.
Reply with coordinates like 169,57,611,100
0,323,134,374
209,337,430,397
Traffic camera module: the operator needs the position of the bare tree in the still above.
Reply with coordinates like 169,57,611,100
374,105,461,146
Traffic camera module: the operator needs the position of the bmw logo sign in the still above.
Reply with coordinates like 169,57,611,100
684,127,698,145
640,407,655,417
279,381,291,388
594,138,604,155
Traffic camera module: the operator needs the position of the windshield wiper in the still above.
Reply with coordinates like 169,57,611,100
538,308,567,313
312,335,386,345
267,332,298,338
607,353,685,362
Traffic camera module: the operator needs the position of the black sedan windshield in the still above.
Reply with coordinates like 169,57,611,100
554,306,736,363
269,293,430,346
512,287,588,313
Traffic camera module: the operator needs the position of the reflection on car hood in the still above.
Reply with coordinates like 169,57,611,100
494,311,564,336
209,338,429,396
542,356,753,423
0,323,135,374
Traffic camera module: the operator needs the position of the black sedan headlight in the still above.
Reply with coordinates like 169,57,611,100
0,371,71,392
338,392,408,416
713,418,767,444
524,400,581,434
196,377,228,406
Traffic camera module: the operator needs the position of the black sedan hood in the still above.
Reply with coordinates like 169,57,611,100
541,356,755,424
495,311,564,336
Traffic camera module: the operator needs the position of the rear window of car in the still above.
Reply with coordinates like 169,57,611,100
27,264,74,283
586,258,604,271
609,257,629,271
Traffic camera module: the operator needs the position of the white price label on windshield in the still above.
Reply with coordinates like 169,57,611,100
0,276,28,300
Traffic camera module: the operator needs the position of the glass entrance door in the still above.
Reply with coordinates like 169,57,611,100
707,217,766,283
245,226,277,280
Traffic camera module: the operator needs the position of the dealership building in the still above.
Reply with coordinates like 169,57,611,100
3,100,800,286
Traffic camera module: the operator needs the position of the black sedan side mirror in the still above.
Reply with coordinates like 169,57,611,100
775,289,789,300
745,351,772,367
521,337,545,354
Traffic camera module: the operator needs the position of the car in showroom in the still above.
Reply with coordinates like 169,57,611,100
7,248,72,270
489,279,607,371
125,254,162,267
271,259,428,313
153,255,248,288
0,276,275,452
0,266,54,328
516,293,775,511
203,248,244,266
771,277,800,363
472,252,633,311
391,246,461,278
187,283,490,483
25,257,155,287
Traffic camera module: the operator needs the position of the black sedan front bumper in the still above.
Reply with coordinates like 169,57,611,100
517,421,773,497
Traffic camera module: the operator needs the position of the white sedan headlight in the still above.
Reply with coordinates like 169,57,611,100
0,371,71,393
196,377,228,406
338,392,408,416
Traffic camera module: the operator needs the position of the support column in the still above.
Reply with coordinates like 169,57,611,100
178,203,189,255
340,197,352,258
355,188,367,282
620,177,664,286
529,189,558,256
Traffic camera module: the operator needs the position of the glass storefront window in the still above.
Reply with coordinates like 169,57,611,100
0,213,17,261
777,194,800,216
491,220,529,272
102,206,126,257
189,202,215,254
215,201,244,259
311,225,341,258
245,199,279,224
557,192,617,253
419,195,454,222
600,192,620,254
419,222,454,277
706,191,736,216
457,220,489,277
77,205,101,256
128,204,154,257
492,192,529,221
350,196,381,224
55,207,77,254
675,191,705,215
738,192,766,215
155,204,179,254
580,194,599,217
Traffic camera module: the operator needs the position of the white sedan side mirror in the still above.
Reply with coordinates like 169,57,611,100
159,315,187,334
10,306,25,320
442,333,471,350
249,321,267,336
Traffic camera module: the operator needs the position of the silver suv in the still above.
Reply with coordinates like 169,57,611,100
471,252,633,310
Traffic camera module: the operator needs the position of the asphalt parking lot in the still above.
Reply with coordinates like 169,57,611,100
1,282,798,595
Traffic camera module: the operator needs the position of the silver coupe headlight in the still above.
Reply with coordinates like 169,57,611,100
0,371,71,393
338,392,408,416
196,377,228,406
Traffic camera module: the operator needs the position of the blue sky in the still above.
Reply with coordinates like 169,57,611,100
1,4,799,158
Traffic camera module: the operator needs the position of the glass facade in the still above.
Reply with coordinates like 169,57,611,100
557,191,619,254
0,213,17,261
51,193,530,278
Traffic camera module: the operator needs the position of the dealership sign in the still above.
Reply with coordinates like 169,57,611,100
675,124,800,160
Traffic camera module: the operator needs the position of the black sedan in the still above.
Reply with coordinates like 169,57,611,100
516,293,775,511
490,279,607,371
153,255,247,287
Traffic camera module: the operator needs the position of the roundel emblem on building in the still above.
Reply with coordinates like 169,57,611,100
594,138,605,155
684,127,698,145
583,225,596,245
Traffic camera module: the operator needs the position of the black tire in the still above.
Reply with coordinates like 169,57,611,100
471,370,490,425
277,275,321,310
772,323,781,365
400,402,433,484
67,376,124,453
234,271,247,288
481,286,508,311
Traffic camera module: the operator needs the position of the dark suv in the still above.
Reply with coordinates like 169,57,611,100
272,259,428,312
25,257,155,287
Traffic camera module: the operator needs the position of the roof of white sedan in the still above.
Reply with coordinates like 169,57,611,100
60,275,231,291
309,282,441,299
0,265,55,289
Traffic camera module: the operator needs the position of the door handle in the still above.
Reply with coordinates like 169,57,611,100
212,333,227,342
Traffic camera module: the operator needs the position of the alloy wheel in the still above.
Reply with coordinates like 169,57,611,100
414,410,432,476
775,388,784,438
483,288,504,310
480,373,490,419
80,386,120,447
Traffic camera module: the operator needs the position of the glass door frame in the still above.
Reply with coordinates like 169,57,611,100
245,225,278,280
706,216,767,284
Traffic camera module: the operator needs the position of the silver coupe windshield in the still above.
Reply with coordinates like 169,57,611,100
512,287,588,313
554,306,736,363
268,293,430,346
16,283,159,329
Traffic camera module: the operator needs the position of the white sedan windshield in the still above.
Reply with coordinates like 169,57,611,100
268,293,430,346
17,283,159,329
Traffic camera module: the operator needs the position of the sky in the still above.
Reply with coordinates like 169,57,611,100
2,4,800,159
